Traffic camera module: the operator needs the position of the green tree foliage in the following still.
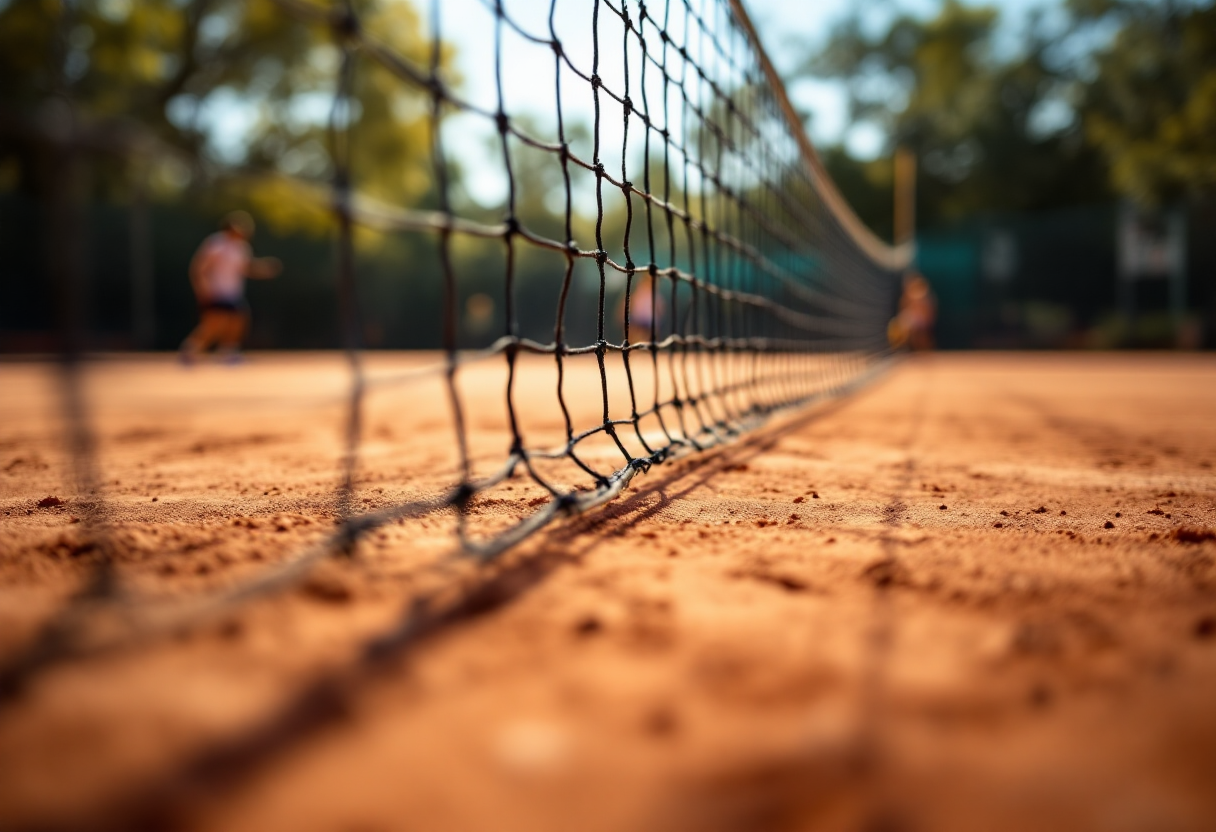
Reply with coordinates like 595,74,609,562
1073,0,1216,205
801,0,1113,234
0,0,450,232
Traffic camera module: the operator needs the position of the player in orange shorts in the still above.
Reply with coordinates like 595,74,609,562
888,271,936,351
180,211,282,364
621,273,666,346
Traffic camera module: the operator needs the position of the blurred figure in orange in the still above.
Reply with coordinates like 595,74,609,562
620,274,666,345
888,271,936,351
181,211,282,364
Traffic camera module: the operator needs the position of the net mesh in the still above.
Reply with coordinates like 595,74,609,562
305,0,908,557
2,0,910,691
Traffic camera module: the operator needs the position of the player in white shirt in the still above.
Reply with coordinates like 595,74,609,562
180,211,281,363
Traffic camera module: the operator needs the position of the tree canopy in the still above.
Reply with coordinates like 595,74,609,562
0,0,449,231
799,0,1216,236
1075,0,1216,205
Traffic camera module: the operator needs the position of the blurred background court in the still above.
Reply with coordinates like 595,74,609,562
2,0,1214,353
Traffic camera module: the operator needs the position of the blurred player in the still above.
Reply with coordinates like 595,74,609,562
180,211,281,363
621,274,666,345
888,271,936,351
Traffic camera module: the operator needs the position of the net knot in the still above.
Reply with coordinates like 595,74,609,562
637,3,648,21
451,482,475,510
625,260,636,272
593,162,606,177
629,457,652,474
550,40,563,57
329,5,360,39
503,216,520,236
621,180,632,192
594,249,608,264
494,110,509,134
331,189,353,221
648,262,659,276
590,74,602,89
556,492,581,514
566,240,580,253
622,96,633,115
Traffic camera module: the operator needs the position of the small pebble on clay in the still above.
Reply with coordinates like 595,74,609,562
574,616,602,636
1195,617,1215,640
1029,684,1053,709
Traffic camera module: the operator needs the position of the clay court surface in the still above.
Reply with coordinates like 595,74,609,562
2,352,1216,831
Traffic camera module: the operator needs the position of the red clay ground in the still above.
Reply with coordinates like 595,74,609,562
1,352,1215,832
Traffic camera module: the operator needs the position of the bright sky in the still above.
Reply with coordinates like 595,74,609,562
423,0,1057,205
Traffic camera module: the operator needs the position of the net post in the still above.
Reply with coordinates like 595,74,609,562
894,146,917,248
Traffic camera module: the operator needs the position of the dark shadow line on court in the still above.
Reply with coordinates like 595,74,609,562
16,378,896,832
